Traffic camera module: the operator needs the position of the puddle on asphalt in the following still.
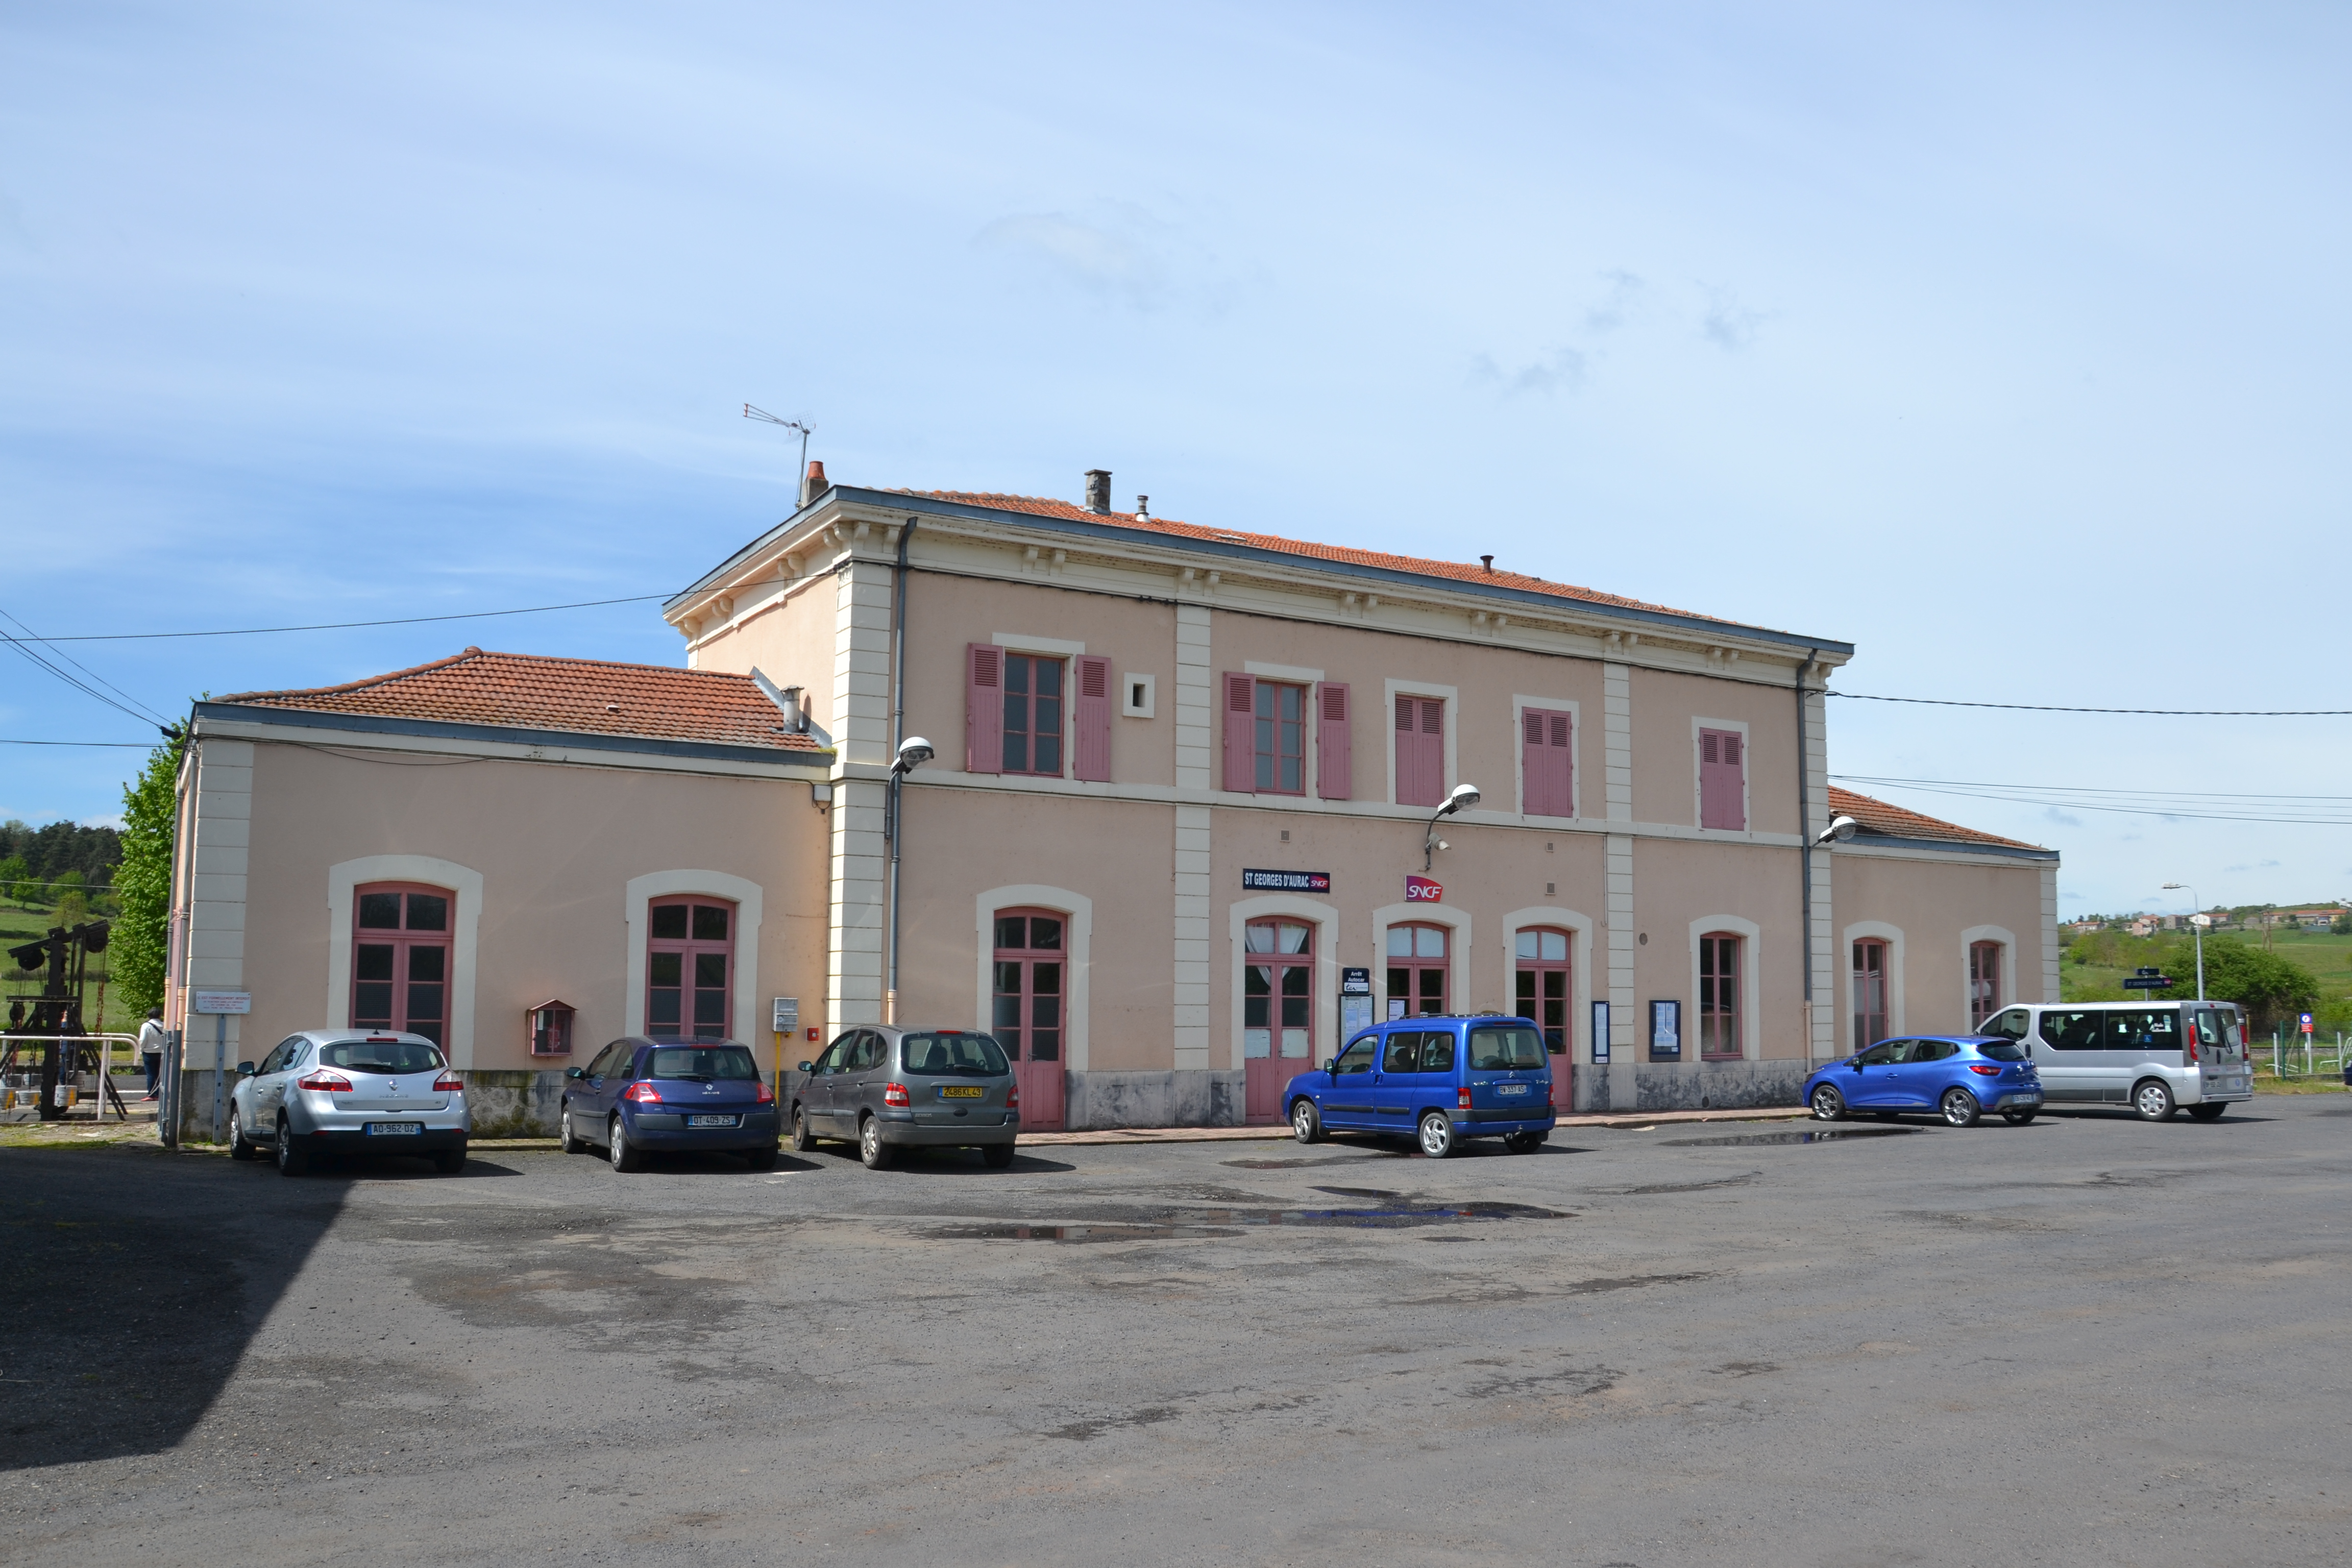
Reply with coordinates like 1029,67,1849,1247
1661,1126,1918,1147
1220,1154,1408,1169
923,1188,1570,1242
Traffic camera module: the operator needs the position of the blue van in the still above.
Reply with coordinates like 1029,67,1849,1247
1282,1014,1555,1157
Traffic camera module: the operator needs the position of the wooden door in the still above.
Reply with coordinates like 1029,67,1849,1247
1515,926,1573,1108
992,909,1068,1129
1243,919,1314,1123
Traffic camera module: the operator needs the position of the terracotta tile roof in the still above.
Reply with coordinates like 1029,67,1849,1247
1827,786,2044,851
216,648,826,753
902,491,1766,632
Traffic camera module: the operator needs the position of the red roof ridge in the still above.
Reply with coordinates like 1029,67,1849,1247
1827,785,2044,851
896,489,1761,630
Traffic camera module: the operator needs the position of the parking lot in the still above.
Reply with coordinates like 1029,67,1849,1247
5,1099,2349,1566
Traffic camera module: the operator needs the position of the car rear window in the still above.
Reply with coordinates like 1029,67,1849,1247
318,1039,444,1074
1467,1026,1546,1070
899,1033,1011,1076
1975,1041,2026,1061
645,1045,760,1081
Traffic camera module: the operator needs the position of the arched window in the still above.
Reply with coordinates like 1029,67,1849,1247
1514,927,1571,1056
1386,923,1450,1017
352,882,452,1045
1853,939,1890,1052
648,896,735,1039
1969,941,2002,1029
1698,932,1743,1059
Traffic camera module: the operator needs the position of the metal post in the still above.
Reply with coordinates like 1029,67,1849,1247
211,1011,225,1143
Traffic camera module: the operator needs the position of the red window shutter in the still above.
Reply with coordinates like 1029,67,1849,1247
1315,682,1351,799
1551,712,1574,817
1072,655,1112,782
1223,673,1256,793
966,644,1003,774
1396,695,1443,808
1699,726,1745,829
1522,707,1573,817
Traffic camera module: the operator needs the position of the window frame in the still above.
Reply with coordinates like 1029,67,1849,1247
1698,931,1744,1061
991,907,1067,1064
1251,679,1309,796
1385,921,1451,1018
1000,652,1067,778
646,895,737,1040
1242,917,1315,1064
1852,937,1890,1054
1513,925,1573,1059
349,880,455,1045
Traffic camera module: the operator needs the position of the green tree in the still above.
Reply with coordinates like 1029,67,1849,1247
2333,909,2352,937
112,736,184,1018
0,854,26,908
2158,936,2319,1032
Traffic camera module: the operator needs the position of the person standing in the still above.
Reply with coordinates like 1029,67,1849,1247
138,1008,167,1099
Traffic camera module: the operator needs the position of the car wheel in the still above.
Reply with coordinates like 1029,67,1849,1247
981,1142,1016,1169
744,1145,779,1172
432,1144,467,1175
229,1115,260,1161
1810,1085,1845,1121
2187,1102,2226,1122
608,1116,644,1172
859,1115,894,1170
2134,1079,2176,1121
558,1108,583,1155
1417,1111,1457,1159
1290,1098,1325,1144
789,1105,815,1153
1940,1087,1981,1128
274,1117,308,1177
1503,1131,1543,1154
2002,1110,2039,1125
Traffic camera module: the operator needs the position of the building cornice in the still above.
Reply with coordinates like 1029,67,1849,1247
191,703,832,779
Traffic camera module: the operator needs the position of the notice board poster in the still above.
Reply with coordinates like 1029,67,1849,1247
1340,966,1375,1042
1649,999,1682,1061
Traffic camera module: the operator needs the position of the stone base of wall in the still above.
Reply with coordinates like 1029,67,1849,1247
1574,1059,1811,1115
1063,1069,1246,1130
461,1069,567,1138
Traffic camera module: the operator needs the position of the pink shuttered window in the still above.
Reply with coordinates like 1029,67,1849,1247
1699,727,1746,830
1222,672,1255,792
966,644,1004,774
1072,655,1112,782
1394,695,1444,808
1315,681,1351,800
1521,707,1574,817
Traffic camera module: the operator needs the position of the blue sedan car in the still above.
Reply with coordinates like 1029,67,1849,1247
1804,1035,2043,1128
559,1036,781,1171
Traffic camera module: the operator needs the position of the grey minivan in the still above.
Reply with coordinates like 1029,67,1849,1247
789,1026,1019,1169
1975,1001,2253,1120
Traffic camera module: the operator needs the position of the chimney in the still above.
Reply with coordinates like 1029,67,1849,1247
801,460,830,508
1480,554,1494,572
1084,469,1111,514
1135,495,1149,518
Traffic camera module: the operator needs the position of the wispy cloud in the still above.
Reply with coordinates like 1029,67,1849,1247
974,205,1179,310
2043,806,2083,828
1468,347,1587,396
1584,270,1643,333
1700,286,1768,351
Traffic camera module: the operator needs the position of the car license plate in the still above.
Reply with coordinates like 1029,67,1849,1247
687,1114,740,1128
1496,1082,1530,1097
364,1122,422,1136
939,1086,985,1099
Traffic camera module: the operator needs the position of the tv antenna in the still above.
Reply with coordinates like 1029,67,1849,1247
743,404,814,504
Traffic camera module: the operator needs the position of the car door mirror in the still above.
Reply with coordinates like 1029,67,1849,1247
1322,1059,1335,1074
565,1067,585,1081
236,1061,256,1076
798,1061,813,1073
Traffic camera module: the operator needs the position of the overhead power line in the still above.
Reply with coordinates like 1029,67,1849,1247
1826,691,2352,717
12,592,681,644
1833,774,2352,828
0,739,155,748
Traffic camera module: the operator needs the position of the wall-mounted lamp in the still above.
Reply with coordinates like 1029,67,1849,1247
1812,815,1858,847
1425,782,1482,871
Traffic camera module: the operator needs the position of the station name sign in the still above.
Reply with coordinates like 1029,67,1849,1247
1242,868,1330,893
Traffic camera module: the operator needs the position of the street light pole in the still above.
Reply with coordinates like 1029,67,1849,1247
2163,883,2206,1001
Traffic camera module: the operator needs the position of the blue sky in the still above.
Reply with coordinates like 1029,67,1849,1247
3,1,2347,915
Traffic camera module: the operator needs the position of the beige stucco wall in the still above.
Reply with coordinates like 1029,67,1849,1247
235,742,830,1073
1829,848,2053,1044
685,576,840,731
1625,837,1803,1058
1628,665,1799,831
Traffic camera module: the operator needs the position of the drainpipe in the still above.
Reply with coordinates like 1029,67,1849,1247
1796,648,1820,1060
885,517,917,1026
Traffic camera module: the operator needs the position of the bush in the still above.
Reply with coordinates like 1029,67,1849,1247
112,738,184,1019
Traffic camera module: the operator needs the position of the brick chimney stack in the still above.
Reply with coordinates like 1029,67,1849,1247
801,460,830,508
1084,469,1111,514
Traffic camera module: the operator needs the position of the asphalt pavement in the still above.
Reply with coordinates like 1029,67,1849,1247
4,1099,2349,1566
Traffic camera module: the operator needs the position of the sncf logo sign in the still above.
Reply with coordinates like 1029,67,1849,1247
1405,875,1443,903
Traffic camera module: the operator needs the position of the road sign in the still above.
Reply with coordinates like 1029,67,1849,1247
2119,975,2175,990
190,991,251,1014
2301,1012,2315,1035
772,996,799,1033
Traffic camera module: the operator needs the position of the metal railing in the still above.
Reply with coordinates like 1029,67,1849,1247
2263,1028,2348,1084
0,1033,144,1118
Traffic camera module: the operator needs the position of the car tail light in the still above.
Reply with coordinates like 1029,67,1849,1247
883,1082,910,1107
1969,1064,2001,1076
296,1069,352,1092
1007,1082,1020,1109
1457,1087,1473,1109
432,1073,464,1093
754,1081,774,1105
2184,1032,2199,1065
622,1081,662,1103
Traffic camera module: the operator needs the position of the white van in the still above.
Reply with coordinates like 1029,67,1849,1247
1974,1002,2252,1120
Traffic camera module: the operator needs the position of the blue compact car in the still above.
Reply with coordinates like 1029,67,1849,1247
1284,1014,1555,1158
1804,1035,2043,1128
559,1036,781,1171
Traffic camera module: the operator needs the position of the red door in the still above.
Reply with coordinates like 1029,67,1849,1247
992,910,1067,1130
1515,926,1574,1109
1244,919,1314,1123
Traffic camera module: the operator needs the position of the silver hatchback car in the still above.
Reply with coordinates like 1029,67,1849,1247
788,1026,1019,1169
229,1029,471,1175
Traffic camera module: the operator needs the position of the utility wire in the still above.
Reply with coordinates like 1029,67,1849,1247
1833,774,2352,828
0,623,174,734
15,592,681,643
1826,690,2352,717
0,739,154,747
0,607,174,726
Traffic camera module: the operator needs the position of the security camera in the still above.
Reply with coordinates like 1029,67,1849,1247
1813,815,1858,847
